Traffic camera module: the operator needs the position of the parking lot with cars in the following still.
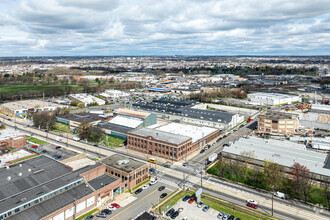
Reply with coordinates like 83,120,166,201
31,143,78,161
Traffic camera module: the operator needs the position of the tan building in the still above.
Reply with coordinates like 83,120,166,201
0,129,26,150
258,111,299,135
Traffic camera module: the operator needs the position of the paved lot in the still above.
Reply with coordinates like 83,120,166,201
36,143,78,160
171,199,219,220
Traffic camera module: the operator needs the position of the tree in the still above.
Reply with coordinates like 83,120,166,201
89,126,105,142
240,150,255,178
290,162,312,202
320,177,330,208
77,120,92,140
32,111,56,130
263,160,285,190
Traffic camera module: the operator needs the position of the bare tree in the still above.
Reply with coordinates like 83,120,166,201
77,120,92,140
263,160,285,190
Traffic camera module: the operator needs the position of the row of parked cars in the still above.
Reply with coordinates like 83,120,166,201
85,203,121,219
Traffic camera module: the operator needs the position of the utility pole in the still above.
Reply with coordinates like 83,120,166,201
200,163,203,188
271,185,274,216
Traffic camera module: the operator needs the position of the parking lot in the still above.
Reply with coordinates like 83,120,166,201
171,199,219,220
33,143,78,161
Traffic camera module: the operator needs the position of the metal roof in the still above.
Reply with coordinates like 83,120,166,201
88,174,117,191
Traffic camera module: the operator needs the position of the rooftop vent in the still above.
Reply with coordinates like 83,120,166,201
18,172,22,177
33,169,44,174
7,176,11,181
19,164,22,167
28,168,32,172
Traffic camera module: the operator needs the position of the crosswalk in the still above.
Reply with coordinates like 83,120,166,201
157,177,194,189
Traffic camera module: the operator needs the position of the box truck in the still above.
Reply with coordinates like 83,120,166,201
208,153,218,162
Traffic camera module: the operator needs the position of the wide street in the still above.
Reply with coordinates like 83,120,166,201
1,114,330,220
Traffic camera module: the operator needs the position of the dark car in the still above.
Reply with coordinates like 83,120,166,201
228,216,235,220
96,213,106,218
55,146,61,149
149,168,155,172
135,188,143,194
160,193,167,199
41,150,48,154
182,162,188,166
158,186,165,191
182,195,190,202
171,211,179,219
85,215,94,220
54,155,62,159
166,208,175,217
93,144,98,147
223,135,227,138
200,149,205,154
163,164,171,168
235,218,241,220
101,209,112,215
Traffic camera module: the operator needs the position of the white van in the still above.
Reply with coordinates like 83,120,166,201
274,191,287,199
73,136,80,141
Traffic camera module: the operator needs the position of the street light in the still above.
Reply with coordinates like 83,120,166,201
271,185,274,216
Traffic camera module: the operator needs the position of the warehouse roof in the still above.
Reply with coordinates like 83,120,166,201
178,107,235,123
109,116,143,129
101,154,147,173
115,108,150,119
156,123,218,143
128,127,191,145
224,136,329,176
0,129,25,140
0,100,64,111
7,183,93,220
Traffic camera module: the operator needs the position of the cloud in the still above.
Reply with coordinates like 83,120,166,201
0,0,329,56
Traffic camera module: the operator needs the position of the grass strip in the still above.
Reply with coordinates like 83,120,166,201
75,208,99,220
26,136,49,145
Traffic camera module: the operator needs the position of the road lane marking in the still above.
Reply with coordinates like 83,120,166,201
109,188,158,220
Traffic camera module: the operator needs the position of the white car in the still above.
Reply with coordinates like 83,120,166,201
107,206,116,211
246,199,258,205
142,184,149,189
150,180,158,185
183,217,189,220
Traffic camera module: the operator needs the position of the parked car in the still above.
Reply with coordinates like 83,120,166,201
85,215,94,220
182,162,188,166
41,150,48,154
54,155,62,159
150,180,158,185
182,195,190,202
203,205,210,212
204,145,210,150
55,146,61,149
96,213,107,218
160,193,167,198
111,203,120,208
135,188,143,194
101,209,111,215
142,184,149,189
107,206,116,211
197,201,204,208
217,212,225,219
171,211,179,219
158,186,165,191
228,215,235,220
166,208,175,216
222,214,230,220
149,168,155,173
200,149,205,154
188,197,195,204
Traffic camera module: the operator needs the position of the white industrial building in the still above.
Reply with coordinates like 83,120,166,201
224,136,329,176
68,93,106,106
248,92,301,106
99,90,130,100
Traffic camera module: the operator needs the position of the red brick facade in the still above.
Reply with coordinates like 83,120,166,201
127,129,220,161
0,134,26,150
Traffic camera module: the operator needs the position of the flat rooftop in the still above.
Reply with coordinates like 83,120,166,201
225,136,329,176
156,123,218,143
101,154,147,173
0,129,25,140
249,92,300,99
258,111,299,120
115,108,150,119
99,122,132,134
88,174,117,191
109,116,143,129
128,128,191,145
1,100,64,110
69,93,105,104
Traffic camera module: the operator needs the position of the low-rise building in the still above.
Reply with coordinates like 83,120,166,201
0,100,64,117
68,93,106,106
99,90,130,100
258,111,299,135
0,129,26,150
101,154,149,192
114,108,157,127
248,92,301,106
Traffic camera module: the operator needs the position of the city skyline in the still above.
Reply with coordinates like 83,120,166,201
0,0,329,56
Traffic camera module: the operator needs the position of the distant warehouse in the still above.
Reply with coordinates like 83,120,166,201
248,92,301,106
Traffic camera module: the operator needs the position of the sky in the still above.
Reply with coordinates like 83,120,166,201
0,0,330,56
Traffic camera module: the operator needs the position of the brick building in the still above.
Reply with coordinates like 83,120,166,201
0,129,26,151
127,123,220,161
101,154,149,192
258,111,299,135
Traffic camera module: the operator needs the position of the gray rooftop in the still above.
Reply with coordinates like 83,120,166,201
128,128,191,145
7,183,93,220
88,174,117,191
224,136,329,176
0,129,25,139
101,154,147,173
0,155,102,215
178,107,235,123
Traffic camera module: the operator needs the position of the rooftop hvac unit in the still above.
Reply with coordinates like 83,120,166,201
19,164,22,167
18,173,22,177
117,160,123,165
122,159,130,165
28,168,32,172
7,176,11,181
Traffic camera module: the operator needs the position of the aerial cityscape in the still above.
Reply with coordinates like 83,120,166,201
0,1,329,220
